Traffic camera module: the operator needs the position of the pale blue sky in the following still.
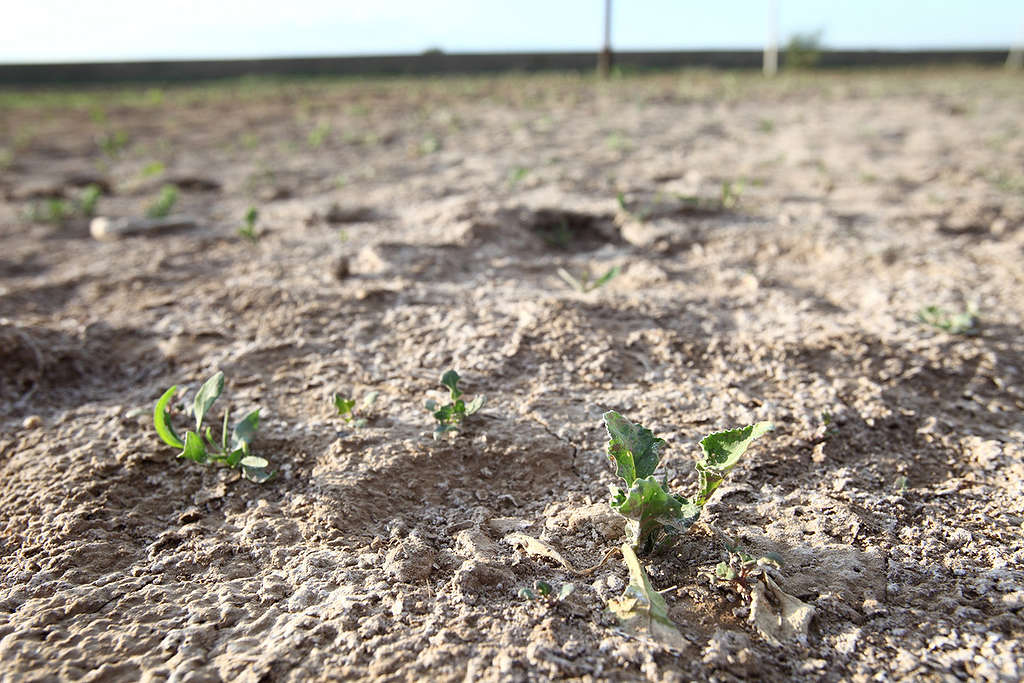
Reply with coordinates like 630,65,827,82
1,1,1021,63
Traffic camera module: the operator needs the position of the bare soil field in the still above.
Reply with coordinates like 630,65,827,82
1,68,1023,681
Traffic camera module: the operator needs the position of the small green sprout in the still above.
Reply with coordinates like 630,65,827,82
519,580,574,604
507,166,529,186
147,184,179,218
141,161,166,178
604,411,772,554
706,541,784,598
894,475,909,492
77,184,102,217
333,390,378,428
425,370,486,440
308,121,331,149
154,371,273,483
720,179,744,209
98,130,129,158
24,184,103,225
25,198,71,224
557,265,620,293
916,304,977,335
238,207,260,242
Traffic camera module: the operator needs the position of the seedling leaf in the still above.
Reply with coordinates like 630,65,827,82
154,385,184,449
239,456,268,469
230,409,260,453
242,466,274,483
607,544,687,651
182,431,208,463
465,395,486,415
696,422,773,505
604,411,665,486
440,370,462,399
193,371,224,431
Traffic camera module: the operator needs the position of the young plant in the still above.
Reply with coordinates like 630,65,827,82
147,184,179,218
333,390,378,428
916,304,977,335
238,206,260,242
308,121,331,149
77,184,102,217
153,371,273,483
425,370,485,440
24,184,102,225
604,411,772,555
519,580,575,604
705,542,784,598
557,265,620,293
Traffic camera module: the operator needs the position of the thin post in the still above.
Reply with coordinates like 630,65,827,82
598,0,612,78
1008,20,1024,70
764,0,779,76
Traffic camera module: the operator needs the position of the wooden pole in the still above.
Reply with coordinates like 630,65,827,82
764,0,779,76
598,0,613,78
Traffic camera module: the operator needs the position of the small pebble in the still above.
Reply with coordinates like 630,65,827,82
22,415,42,429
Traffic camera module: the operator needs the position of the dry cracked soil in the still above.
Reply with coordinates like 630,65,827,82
0,68,1023,681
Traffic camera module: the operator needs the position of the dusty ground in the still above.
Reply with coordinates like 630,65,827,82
1,68,1023,681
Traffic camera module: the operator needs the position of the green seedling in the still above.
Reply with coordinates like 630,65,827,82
141,161,166,178
507,166,529,186
894,475,909,492
425,370,486,440
98,130,129,158
24,184,103,224
238,206,260,242
154,371,273,483
147,184,179,218
333,390,379,428
519,580,575,604
720,180,744,209
418,134,440,155
25,198,71,224
77,184,102,217
705,540,784,598
557,265,620,293
308,121,331,149
916,304,977,335
604,411,772,555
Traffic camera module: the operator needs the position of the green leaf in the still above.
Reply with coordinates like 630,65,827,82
696,422,773,506
716,562,736,580
465,395,486,416
603,411,666,486
241,466,274,483
225,447,245,468
519,588,535,600
591,265,621,290
440,370,461,399
239,455,268,469
607,544,687,651
334,395,355,417
425,399,437,411
181,431,208,463
556,583,575,601
535,581,552,596
230,410,260,453
193,372,225,431
154,385,184,449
